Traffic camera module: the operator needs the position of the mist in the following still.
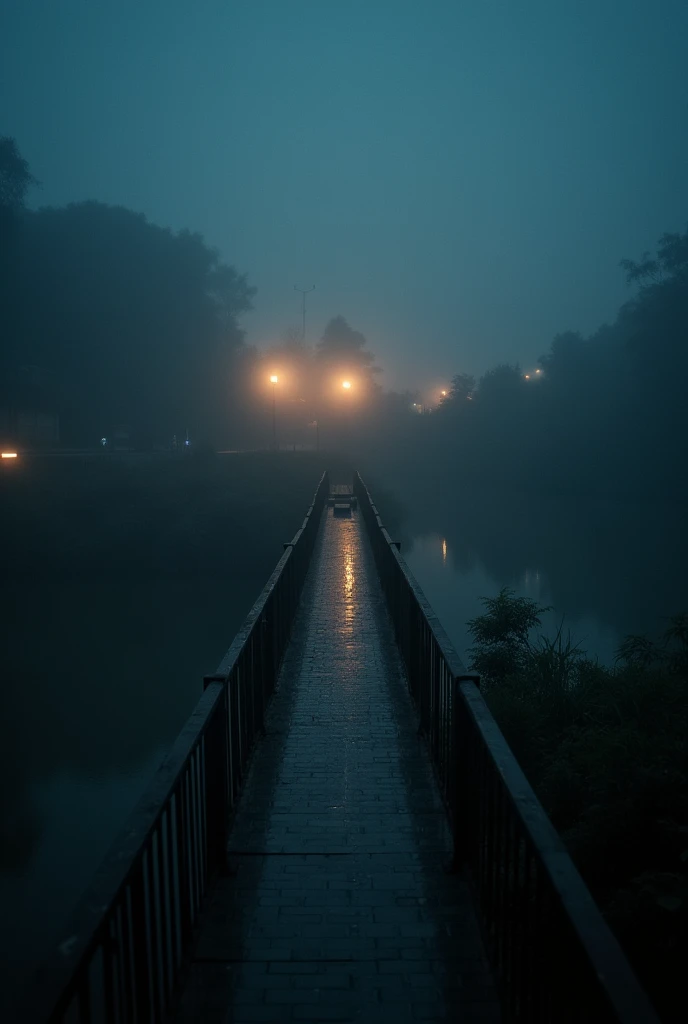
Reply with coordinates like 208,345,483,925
1,1,687,1020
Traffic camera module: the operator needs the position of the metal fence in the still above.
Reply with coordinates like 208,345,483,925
353,471,659,1024
18,470,329,1024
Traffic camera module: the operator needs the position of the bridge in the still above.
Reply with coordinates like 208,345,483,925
18,472,659,1023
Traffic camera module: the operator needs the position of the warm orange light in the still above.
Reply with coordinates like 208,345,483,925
269,375,279,384
1,452,18,459
441,390,447,397
535,368,542,374
342,380,351,389
524,374,531,380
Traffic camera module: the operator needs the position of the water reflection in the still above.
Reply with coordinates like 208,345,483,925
0,578,264,1015
374,480,688,667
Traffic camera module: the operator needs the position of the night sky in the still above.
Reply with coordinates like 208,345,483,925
2,0,687,390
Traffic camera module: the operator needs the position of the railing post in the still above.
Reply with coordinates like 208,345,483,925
450,676,480,871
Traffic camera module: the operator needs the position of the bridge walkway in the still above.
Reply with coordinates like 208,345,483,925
174,504,500,1023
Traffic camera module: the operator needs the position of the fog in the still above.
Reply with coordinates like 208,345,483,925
3,0,688,388
1,1,688,1020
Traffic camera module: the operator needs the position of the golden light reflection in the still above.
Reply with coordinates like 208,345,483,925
442,538,447,563
344,550,355,597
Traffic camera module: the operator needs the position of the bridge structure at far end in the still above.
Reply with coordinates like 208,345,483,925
19,474,660,1024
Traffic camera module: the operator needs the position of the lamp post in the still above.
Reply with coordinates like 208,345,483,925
270,375,279,450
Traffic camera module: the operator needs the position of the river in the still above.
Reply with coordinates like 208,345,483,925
2,477,686,1015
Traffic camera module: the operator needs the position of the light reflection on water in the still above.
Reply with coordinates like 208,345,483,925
404,532,619,667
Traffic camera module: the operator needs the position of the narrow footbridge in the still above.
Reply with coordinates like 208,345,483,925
21,473,659,1023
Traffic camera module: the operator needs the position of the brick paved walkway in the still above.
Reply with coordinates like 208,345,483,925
174,509,500,1023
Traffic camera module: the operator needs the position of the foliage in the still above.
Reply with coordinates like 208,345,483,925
0,136,39,214
467,587,550,680
0,140,255,448
468,589,688,1021
316,315,381,394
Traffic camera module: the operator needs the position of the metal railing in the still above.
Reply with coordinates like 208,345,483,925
353,472,659,1024
18,470,329,1024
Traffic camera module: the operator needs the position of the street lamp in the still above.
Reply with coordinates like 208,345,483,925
270,375,279,450
342,380,351,390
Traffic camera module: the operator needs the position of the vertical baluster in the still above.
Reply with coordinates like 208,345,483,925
146,835,161,1024
129,858,150,1024
175,782,193,955
157,810,171,1007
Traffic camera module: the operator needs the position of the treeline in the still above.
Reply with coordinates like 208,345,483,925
363,226,688,501
0,137,254,447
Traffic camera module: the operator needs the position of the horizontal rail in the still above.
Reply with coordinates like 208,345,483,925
353,471,659,1024
18,470,329,1024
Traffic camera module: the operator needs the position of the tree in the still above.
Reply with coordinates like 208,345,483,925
444,372,475,406
7,201,253,445
0,136,38,216
315,315,381,394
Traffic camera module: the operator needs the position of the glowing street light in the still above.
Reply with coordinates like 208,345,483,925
269,374,279,450
441,390,447,397
535,368,542,375
524,374,531,380
342,380,351,390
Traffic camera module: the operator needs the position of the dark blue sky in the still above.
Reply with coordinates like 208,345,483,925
2,0,687,390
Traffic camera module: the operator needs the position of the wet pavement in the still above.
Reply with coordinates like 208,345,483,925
174,508,500,1022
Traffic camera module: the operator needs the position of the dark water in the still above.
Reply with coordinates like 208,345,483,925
386,486,688,669
2,479,686,1015
0,578,264,1014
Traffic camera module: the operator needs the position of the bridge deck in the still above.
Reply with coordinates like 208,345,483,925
175,507,500,1023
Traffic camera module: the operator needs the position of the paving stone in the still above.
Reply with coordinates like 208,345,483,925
173,509,500,1023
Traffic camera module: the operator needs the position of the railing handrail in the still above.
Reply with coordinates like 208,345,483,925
18,681,226,1018
18,469,329,1024
458,680,658,1021
353,471,659,1023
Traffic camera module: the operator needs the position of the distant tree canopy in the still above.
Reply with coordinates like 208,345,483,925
0,136,38,217
0,140,255,446
387,224,688,500
316,316,381,395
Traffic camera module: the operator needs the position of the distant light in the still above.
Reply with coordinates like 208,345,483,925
1,452,18,459
342,380,351,389
535,368,542,374
442,538,447,563
441,390,447,397
524,374,531,379
270,374,279,384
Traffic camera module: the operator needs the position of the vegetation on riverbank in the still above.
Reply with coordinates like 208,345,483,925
468,589,688,1022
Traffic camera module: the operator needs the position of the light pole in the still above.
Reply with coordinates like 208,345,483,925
294,285,315,343
270,375,279,450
